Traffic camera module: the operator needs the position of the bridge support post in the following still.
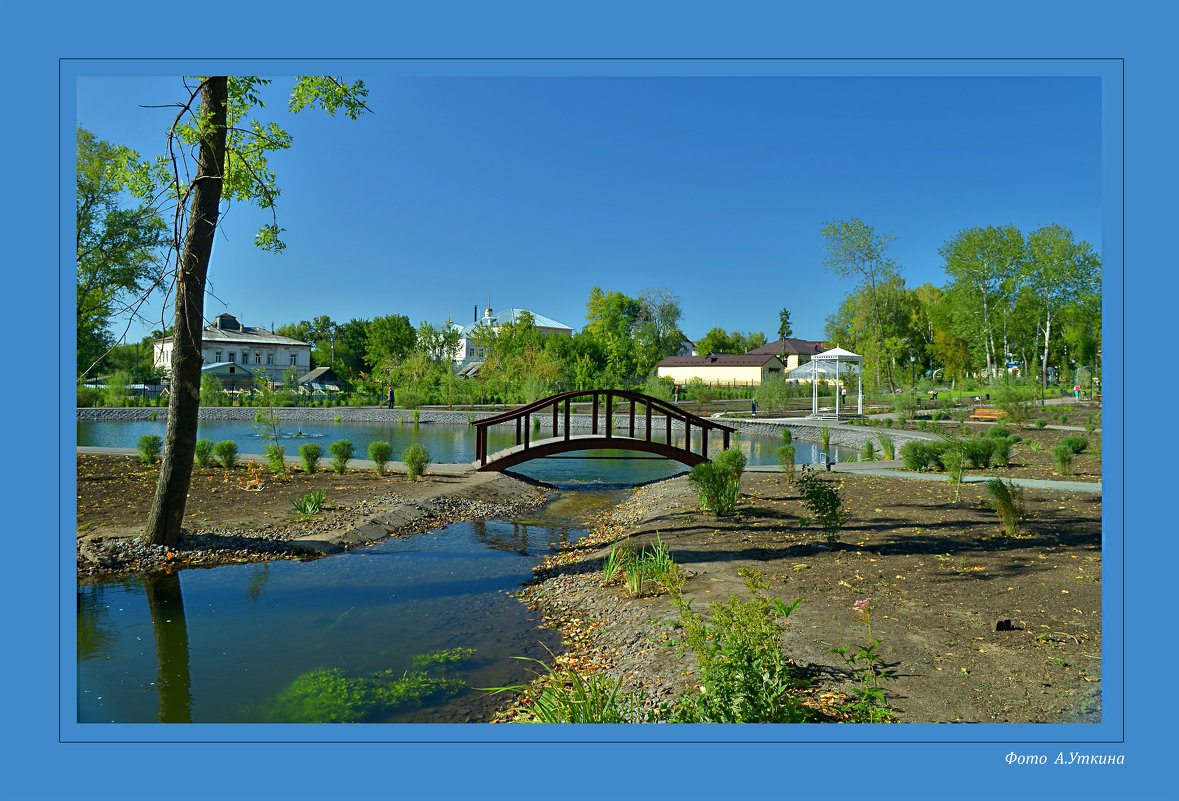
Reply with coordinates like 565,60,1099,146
629,401,635,437
592,393,599,435
552,402,558,438
645,402,652,442
564,399,570,441
605,391,612,439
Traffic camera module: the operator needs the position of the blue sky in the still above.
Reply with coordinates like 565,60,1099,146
76,73,1101,346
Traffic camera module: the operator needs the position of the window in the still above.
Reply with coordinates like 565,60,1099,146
242,352,248,363
215,351,222,362
228,352,235,363
266,353,274,365
468,346,475,357
255,354,261,365
290,354,298,366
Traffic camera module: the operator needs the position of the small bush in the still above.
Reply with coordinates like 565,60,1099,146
780,428,792,445
299,442,322,474
1034,419,1047,429
987,423,1011,439
329,439,355,474
985,478,1025,536
136,434,163,465
1059,435,1089,454
264,442,287,473
962,437,995,469
794,466,848,541
820,426,831,449
212,440,238,469
403,442,430,480
1052,443,1074,475
194,439,215,468
368,441,393,475
990,435,1017,467
776,443,796,480
687,447,746,516
900,440,934,472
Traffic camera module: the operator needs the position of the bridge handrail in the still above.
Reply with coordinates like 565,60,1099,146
470,389,735,433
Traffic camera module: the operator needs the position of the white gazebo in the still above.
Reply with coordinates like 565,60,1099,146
807,347,863,420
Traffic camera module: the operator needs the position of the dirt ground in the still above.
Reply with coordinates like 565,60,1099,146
511,426,1103,724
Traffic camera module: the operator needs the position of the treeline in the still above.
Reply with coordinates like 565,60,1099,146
820,219,1100,394
276,287,691,405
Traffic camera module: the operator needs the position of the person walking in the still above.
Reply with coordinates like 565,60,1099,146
750,399,757,417
1073,384,1081,401
387,387,395,409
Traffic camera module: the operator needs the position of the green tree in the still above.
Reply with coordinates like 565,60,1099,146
1023,223,1101,398
697,327,737,355
585,287,642,380
76,127,168,378
820,219,903,391
127,76,369,547
633,287,685,376
365,314,417,372
777,307,793,341
939,225,1024,380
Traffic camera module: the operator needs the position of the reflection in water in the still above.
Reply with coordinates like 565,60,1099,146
142,571,192,723
472,519,571,555
245,562,271,608
77,582,119,662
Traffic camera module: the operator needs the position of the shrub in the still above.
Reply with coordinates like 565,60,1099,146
876,432,895,460
212,440,238,469
368,441,393,476
776,443,796,480
795,465,849,541
900,440,934,472
962,437,995,469
403,442,431,480
194,438,215,468
1034,419,1047,429
1059,435,1089,454
781,427,792,445
987,423,1011,439
329,439,354,474
264,442,286,473
666,569,810,723
299,442,322,474
687,447,746,516
136,434,163,465
862,440,875,461
990,435,1017,467
820,426,831,449
985,478,1025,536
1052,443,1074,475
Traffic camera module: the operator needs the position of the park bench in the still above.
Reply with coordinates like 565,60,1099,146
969,407,1006,422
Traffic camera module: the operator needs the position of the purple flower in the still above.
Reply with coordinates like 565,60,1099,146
853,598,870,612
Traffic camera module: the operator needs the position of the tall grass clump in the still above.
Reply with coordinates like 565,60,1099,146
403,442,431,480
876,432,895,460
212,440,238,469
136,434,163,465
820,426,831,449
299,442,322,474
329,439,354,474
665,569,810,723
194,438,215,468
984,478,1025,536
484,658,640,723
862,440,875,461
368,441,393,476
687,447,746,516
776,443,796,480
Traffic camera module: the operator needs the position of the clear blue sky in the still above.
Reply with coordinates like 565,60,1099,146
76,73,1101,345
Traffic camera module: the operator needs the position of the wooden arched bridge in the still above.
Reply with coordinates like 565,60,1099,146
472,389,737,472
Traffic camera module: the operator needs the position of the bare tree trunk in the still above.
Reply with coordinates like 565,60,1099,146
146,77,228,546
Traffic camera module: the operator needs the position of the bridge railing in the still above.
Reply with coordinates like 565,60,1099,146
471,389,737,468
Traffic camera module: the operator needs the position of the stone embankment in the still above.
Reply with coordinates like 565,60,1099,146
78,406,939,451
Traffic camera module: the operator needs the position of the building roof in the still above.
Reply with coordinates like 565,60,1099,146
447,307,575,338
297,367,338,384
201,362,261,377
656,353,784,368
747,338,826,356
154,314,310,348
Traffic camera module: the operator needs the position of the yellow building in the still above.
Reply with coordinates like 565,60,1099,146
656,353,787,387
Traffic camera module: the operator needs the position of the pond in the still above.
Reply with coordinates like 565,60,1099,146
77,490,621,724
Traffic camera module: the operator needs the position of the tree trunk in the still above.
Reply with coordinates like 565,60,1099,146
145,77,228,546
143,571,193,722
1040,307,1053,403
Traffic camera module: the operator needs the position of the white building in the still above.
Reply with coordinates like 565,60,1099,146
443,305,574,375
153,313,313,385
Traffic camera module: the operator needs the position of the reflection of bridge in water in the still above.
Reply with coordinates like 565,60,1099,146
472,389,737,472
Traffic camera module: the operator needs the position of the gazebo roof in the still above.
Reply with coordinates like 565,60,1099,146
811,346,862,361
